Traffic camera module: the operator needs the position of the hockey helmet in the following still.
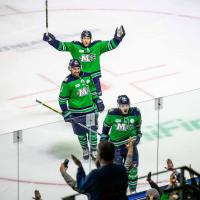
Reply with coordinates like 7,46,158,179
81,30,92,39
68,59,81,71
117,95,130,105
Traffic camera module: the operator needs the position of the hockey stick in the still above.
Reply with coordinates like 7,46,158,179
36,99,61,114
36,99,101,135
45,0,48,34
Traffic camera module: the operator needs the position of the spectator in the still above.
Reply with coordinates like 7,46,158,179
60,138,135,198
146,188,160,200
124,137,139,193
60,162,79,192
187,164,200,200
32,190,42,200
146,159,180,200
72,141,128,200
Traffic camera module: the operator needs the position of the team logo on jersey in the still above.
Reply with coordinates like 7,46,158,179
116,123,127,131
78,87,88,96
80,54,96,62
115,119,121,123
75,83,80,88
130,119,135,123
81,79,85,83
79,50,84,53
89,54,96,61
86,79,90,84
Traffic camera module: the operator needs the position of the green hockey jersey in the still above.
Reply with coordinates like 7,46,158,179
59,72,98,114
102,107,142,147
58,39,119,78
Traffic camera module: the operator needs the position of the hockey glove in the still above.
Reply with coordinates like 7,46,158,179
62,111,73,122
100,133,109,141
94,98,105,112
114,25,126,42
43,32,56,42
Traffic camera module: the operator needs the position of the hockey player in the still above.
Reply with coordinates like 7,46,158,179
100,95,142,192
43,26,125,96
59,59,105,160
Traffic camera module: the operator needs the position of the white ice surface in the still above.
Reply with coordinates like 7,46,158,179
1,0,200,199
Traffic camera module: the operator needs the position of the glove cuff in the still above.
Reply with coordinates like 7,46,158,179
100,134,109,141
94,98,103,103
114,35,122,42
62,111,71,118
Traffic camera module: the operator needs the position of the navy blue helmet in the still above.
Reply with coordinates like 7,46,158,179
117,95,130,105
81,30,92,39
68,59,81,70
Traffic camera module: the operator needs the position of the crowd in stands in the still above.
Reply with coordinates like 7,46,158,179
32,139,200,200
146,159,200,200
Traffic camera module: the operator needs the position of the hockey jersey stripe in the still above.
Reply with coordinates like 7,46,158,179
70,106,96,114
91,71,101,78
108,41,113,51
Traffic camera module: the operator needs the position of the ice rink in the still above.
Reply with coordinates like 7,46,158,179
1,0,200,199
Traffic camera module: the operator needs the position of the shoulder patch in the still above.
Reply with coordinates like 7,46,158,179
108,108,119,115
92,40,102,44
136,107,140,112
89,40,102,47
64,77,68,82
82,72,92,77
108,108,114,112
131,107,141,116
63,75,74,83
72,41,81,45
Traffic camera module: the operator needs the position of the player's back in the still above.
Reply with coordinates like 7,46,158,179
88,163,128,200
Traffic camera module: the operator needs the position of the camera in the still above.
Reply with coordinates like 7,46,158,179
64,158,69,168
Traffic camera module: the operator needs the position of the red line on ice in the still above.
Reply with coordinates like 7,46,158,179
0,176,66,186
38,73,59,86
130,72,180,98
131,72,180,83
131,83,156,98
102,64,166,76
7,88,58,101
20,99,57,109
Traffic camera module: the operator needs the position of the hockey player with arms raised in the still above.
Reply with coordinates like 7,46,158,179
43,26,125,96
100,95,142,192
59,59,104,160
